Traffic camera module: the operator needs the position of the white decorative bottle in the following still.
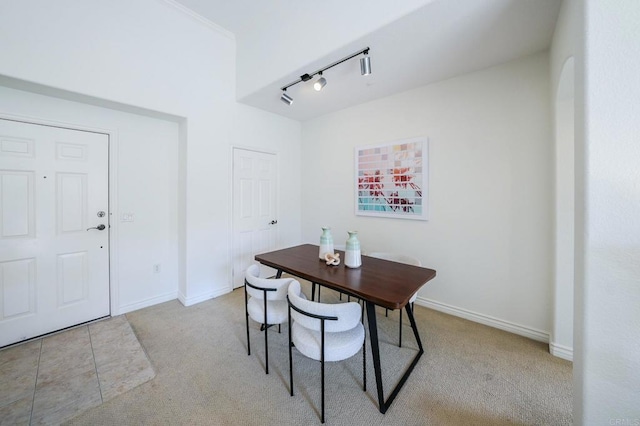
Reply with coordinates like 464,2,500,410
319,227,334,260
344,231,362,268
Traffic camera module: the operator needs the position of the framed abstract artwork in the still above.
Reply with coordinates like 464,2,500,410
355,137,428,220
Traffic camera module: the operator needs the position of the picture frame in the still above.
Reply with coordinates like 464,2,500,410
355,137,428,220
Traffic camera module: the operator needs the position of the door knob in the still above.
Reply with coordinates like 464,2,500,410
87,224,106,231
269,220,278,225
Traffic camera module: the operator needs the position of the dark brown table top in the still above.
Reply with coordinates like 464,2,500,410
255,244,436,310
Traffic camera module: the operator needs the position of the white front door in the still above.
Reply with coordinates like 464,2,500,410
232,148,278,288
0,119,110,347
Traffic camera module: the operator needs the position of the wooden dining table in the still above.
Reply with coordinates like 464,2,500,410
254,244,437,414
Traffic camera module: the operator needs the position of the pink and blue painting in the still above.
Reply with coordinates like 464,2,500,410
355,137,428,220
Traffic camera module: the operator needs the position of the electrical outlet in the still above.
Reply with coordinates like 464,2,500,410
153,264,161,273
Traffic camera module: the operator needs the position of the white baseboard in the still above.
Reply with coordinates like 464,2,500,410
178,285,232,307
549,341,574,361
416,296,550,343
118,291,178,315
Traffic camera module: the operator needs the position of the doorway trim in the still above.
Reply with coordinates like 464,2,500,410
0,111,120,316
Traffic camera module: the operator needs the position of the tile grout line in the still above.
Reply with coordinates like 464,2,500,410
87,324,104,404
29,339,43,426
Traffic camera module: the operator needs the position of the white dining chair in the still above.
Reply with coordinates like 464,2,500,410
244,264,302,374
287,280,366,424
367,252,422,348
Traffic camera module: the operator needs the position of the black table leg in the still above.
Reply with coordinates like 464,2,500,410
405,302,423,353
365,301,424,414
365,302,385,412
275,269,283,278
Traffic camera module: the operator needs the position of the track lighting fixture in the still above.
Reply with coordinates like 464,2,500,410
280,91,293,105
279,47,370,105
360,50,371,76
313,73,327,91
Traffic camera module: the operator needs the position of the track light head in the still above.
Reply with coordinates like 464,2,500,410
280,91,293,105
360,52,371,76
313,74,327,91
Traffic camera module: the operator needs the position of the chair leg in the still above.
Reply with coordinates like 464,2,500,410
263,297,269,374
362,302,366,392
288,306,294,396
399,309,403,348
244,284,250,356
320,320,326,424
320,357,325,423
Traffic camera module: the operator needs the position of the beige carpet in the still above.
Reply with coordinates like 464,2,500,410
66,281,572,425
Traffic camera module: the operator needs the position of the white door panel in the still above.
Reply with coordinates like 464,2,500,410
1,258,36,318
232,149,277,288
0,119,109,347
1,171,35,238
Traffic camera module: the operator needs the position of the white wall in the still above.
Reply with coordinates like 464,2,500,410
553,0,640,420
578,0,640,422
0,0,302,308
0,0,235,305
301,52,553,339
0,85,180,314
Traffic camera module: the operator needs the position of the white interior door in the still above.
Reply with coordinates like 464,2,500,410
232,148,278,288
0,119,109,347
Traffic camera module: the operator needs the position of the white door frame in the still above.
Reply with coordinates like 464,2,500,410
0,112,121,316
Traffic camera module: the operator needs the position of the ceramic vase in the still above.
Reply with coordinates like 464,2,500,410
344,231,362,268
319,227,334,260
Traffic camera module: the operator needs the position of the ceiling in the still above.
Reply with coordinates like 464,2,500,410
174,0,562,122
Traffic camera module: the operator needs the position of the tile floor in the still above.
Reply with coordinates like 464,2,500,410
0,315,155,425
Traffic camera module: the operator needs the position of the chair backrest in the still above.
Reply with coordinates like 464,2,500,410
287,281,361,333
245,264,292,301
367,252,422,267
